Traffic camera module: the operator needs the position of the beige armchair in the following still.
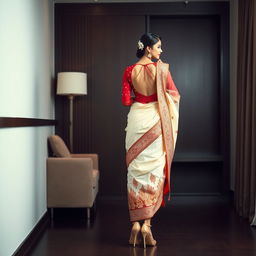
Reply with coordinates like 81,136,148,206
47,135,99,219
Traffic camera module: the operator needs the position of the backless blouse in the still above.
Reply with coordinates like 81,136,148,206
122,62,176,106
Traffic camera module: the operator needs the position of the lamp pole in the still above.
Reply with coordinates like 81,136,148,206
57,72,87,153
68,95,74,152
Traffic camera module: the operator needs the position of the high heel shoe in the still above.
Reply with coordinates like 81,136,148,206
141,223,157,248
129,222,141,247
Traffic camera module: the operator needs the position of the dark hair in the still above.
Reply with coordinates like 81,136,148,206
136,33,162,58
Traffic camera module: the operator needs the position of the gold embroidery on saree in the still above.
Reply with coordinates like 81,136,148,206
128,174,164,210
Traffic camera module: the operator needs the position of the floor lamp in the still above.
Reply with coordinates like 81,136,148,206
57,72,87,152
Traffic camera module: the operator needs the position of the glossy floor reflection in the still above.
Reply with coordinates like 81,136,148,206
28,196,256,256
129,246,157,256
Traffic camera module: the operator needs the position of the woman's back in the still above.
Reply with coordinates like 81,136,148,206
131,62,157,96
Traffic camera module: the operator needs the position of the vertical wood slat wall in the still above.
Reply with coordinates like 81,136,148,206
55,15,92,152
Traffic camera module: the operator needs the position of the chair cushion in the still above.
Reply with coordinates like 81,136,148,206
48,135,71,157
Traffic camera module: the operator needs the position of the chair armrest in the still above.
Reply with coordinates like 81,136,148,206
47,157,94,187
47,157,98,207
70,154,99,170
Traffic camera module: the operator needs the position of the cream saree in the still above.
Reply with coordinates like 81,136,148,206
125,62,180,222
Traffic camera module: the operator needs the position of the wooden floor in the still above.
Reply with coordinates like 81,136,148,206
28,196,256,256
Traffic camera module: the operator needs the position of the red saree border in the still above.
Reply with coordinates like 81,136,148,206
126,120,162,167
156,62,175,199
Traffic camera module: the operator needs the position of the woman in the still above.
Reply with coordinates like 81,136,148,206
122,33,180,248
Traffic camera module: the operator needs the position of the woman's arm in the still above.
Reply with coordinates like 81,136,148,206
122,67,133,106
166,70,180,96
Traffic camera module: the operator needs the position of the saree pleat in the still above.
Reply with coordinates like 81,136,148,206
125,62,180,222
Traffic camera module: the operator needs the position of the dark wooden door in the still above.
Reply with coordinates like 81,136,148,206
150,16,226,195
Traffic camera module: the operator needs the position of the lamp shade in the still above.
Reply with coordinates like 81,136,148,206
57,72,87,95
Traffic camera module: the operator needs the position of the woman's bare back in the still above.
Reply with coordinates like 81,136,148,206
131,63,157,96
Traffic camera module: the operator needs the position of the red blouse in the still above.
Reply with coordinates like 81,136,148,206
122,62,177,106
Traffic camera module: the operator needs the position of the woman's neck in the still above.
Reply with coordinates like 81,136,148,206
137,55,154,64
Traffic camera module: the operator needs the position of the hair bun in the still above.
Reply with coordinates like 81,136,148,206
136,32,161,59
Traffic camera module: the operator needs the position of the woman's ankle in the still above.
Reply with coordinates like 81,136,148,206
144,219,151,226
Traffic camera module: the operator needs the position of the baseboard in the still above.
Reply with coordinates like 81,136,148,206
12,211,49,256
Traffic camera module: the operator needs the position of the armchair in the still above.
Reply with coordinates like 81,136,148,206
47,135,99,219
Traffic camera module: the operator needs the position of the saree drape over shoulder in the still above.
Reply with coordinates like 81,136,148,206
122,61,180,222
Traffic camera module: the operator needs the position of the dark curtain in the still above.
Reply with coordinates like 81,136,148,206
235,0,256,224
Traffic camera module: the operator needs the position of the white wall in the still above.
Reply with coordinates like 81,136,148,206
0,0,54,255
